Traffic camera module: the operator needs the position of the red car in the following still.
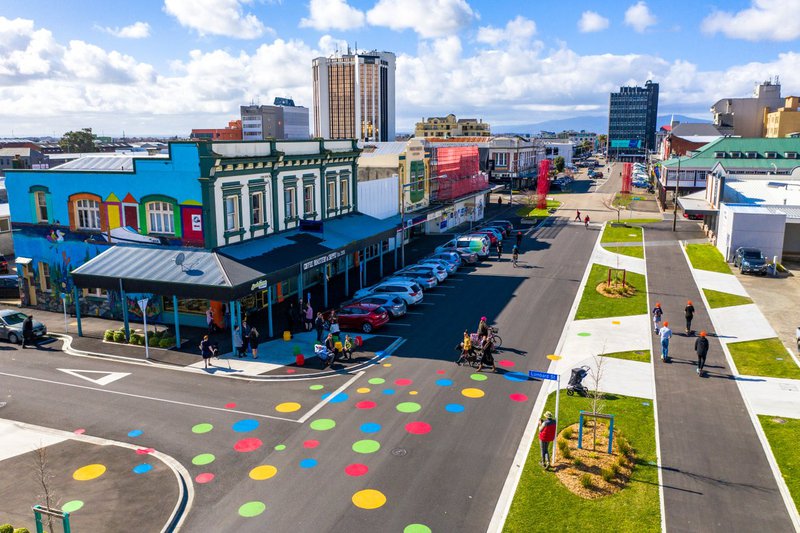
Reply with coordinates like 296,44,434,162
470,231,498,246
330,303,390,333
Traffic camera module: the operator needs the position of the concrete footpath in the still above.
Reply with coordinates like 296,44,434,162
645,221,794,533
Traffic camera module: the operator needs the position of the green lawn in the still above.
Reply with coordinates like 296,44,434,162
685,243,732,274
613,193,633,209
702,288,753,308
759,415,800,511
505,393,659,533
601,224,643,244
602,349,651,363
622,218,662,224
727,337,800,379
516,200,562,218
575,264,649,320
602,246,645,259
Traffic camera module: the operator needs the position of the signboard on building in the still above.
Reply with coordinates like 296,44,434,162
303,249,346,271
610,140,642,148
191,214,202,231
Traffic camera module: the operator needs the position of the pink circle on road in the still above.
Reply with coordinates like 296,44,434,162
405,421,432,435
73,428,86,435
498,360,515,368
436,370,446,375
356,401,377,410
286,369,297,374
225,402,237,409
509,393,529,402
234,438,263,452
303,440,320,449
195,473,215,484
395,379,413,386
345,463,369,476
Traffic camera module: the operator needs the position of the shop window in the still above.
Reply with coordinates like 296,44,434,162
83,287,108,298
224,195,240,231
494,152,508,167
327,181,336,210
163,297,208,315
147,201,174,234
251,192,264,225
76,199,101,230
32,189,49,223
303,184,314,216
38,262,51,292
340,180,349,207
284,187,297,219
0,218,10,233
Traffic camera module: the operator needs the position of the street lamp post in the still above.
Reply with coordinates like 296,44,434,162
672,155,681,231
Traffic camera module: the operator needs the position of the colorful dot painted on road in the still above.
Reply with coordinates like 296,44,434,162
232,419,259,433
352,439,381,454
195,473,215,484
303,440,320,449
132,463,152,474
382,363,392,367
238,501,266,518
286,369,297,374
249,465,278,480
436,370,446,374
309,384,324,391
360,422,382,434
224,402,237,409
504,372,530,382
577,332,591,337
73,464,106,481
192,423,213,434
234,438,263,452
382,388,396,395
395,378,413,386
409,391,418,395
436,378,453,386
300,458,318,469
352,489,387,509
356,387,371,394
192,453,215,466
445,403,465,413
61,500,84,513
310,418,336,431
405,422,431,435
345,463,369,477
461,388,485,399
509,393,529,402
274,444,287,451
127,430,143,438
404,524,432,533
321,392,349,404
275,402,301,413
135,448,155,455
396,402,422,413
612,320,621,325
73,428,86,435
368,377,386,385
356,400,377,410
498,360,515,368
470,373,488,381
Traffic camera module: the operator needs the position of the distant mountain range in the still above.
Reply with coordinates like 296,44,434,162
491,114,710,135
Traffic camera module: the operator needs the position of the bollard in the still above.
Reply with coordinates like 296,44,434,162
283,331,292,341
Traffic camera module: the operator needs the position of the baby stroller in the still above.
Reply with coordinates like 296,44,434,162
566,365,590,396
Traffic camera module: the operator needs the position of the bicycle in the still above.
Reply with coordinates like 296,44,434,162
489,327,503,349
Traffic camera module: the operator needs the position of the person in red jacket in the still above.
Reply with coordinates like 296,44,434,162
538,411,557,468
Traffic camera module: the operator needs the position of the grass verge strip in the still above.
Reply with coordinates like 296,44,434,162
685,243,732,274
601,224,642,244
727,337,800,379
759,415,800,512
601,350,651,363
516,200,562,218
575,264,648,320
602,246,644,259
702,288,753,308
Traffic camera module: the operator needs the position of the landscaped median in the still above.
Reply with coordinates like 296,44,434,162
726,337,800,379
575,264,648,320
759,415,800,512
601,349,651,363
702,288,753,308
516,199,562,219
601,223,643,259
685,243,732,274
504,393,660,533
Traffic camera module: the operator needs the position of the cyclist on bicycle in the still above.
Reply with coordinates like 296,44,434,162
477,316,489,340
512,245,519,267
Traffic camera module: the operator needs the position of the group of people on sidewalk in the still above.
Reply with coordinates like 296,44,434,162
652,301,710,375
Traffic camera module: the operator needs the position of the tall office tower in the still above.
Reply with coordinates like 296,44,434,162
240,98,310,140
312,50,396,142
607,80,659,160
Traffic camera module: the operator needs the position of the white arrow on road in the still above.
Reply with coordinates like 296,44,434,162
57,368,131,386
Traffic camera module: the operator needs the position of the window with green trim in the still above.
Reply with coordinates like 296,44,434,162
284,187,297,219
303,184,314,216
34,191,49,223
327,181,336,210
251,191,264,225
147,201,174,234
224,195,240,231
339,179,349,208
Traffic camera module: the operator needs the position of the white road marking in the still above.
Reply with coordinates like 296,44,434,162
57,368,131,386
296,371,363,424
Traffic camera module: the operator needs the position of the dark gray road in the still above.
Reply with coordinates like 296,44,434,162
0,218,596,532
645,221,794,533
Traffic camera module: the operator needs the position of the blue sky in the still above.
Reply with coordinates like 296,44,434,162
1,0,798,136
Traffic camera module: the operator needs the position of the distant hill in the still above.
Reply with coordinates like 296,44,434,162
491,114,710,135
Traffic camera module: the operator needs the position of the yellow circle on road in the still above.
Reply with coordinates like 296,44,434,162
275,402,301,413
249,465,278,480
547,354,562,361
352,489,387,509
461,388,485,399
73,464,106,481
357,387,371,394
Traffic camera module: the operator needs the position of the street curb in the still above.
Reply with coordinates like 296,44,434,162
0,418,193,532
51,333,404,383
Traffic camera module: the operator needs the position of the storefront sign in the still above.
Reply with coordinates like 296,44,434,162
250,278,268,291
303,249,346,271
191,214,202,231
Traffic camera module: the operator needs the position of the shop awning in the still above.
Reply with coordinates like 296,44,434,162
678,190,718,215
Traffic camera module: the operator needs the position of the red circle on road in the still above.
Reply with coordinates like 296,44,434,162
195,473,215,484
395,379,413,386
345,463,369,476
405,421,432,435
234,438,263,452
303,440,320,449
356,401,377,410
286,369,297,374
498,360,515,368
225,402,237,409
436,370,446,375
509,393,529,402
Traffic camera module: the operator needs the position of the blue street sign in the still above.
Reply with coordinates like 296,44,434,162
529,370,559,381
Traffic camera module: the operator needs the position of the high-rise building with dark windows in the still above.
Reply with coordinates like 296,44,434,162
312,50,396,142
607,80,659,160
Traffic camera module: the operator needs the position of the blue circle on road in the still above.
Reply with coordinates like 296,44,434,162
321,392,349,404
232,419,259,433
127,430,143,438
132,463,152,474
300,458,318,469
504,372,530,382
382,389,396,395
436,379,453,387
360,422,382,434
445,404,465,413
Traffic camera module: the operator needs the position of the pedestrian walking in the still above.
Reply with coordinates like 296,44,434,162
241,319,250,355
538,411,557,469
516,231,522,248
199,335,213,370
233,325,245,358
305,302,314,332
330,314,340,337
286,303,296,333
477,337,497,373
248,324,259,359
659,321,673,362
695,330,709,375
496,241,503,260
511,245,519,267
206,308,215,333
575,209,581,222
684,300,695,335
22,314,33,348
584,215,590,229
314,312,325,343
652,302,663,334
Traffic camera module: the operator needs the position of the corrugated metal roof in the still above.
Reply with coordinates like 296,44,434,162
357,142,408,156
0,148,32,157
52,154,168,171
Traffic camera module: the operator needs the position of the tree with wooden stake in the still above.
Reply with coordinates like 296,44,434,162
588,354,606,451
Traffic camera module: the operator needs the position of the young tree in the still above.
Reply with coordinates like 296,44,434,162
597,134,608,148
33,446,56,533
587,354,606,451
553,155,565,173
59,128,96,153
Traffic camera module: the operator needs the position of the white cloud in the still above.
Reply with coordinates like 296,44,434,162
100,21,151,39
624,1,656,33
476,16,536,46
163,0,267,39
317,34,349,56
702,0,800,41
300,0,365,31
366,0,475,39
578,11,609,33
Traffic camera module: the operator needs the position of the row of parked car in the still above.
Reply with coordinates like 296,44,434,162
632,162,650,189
322,220,516,333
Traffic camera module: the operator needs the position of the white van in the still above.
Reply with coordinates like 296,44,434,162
436,235,490,259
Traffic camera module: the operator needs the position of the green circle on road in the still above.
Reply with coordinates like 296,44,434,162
191,423,213,434
577,332,592,337
310,418,336,431
238,501,266,517
192,453,215,466
396,402,421,413
274,444,286,451
368,378,386,385
309,384,324,390
62,500,84,513
404,525,432,533
352,439,381,454
470,373,488,381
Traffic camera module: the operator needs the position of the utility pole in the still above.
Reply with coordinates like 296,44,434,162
672,154,681,231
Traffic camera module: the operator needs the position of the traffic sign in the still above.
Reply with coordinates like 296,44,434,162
529,370,559,381
137,298,149,313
